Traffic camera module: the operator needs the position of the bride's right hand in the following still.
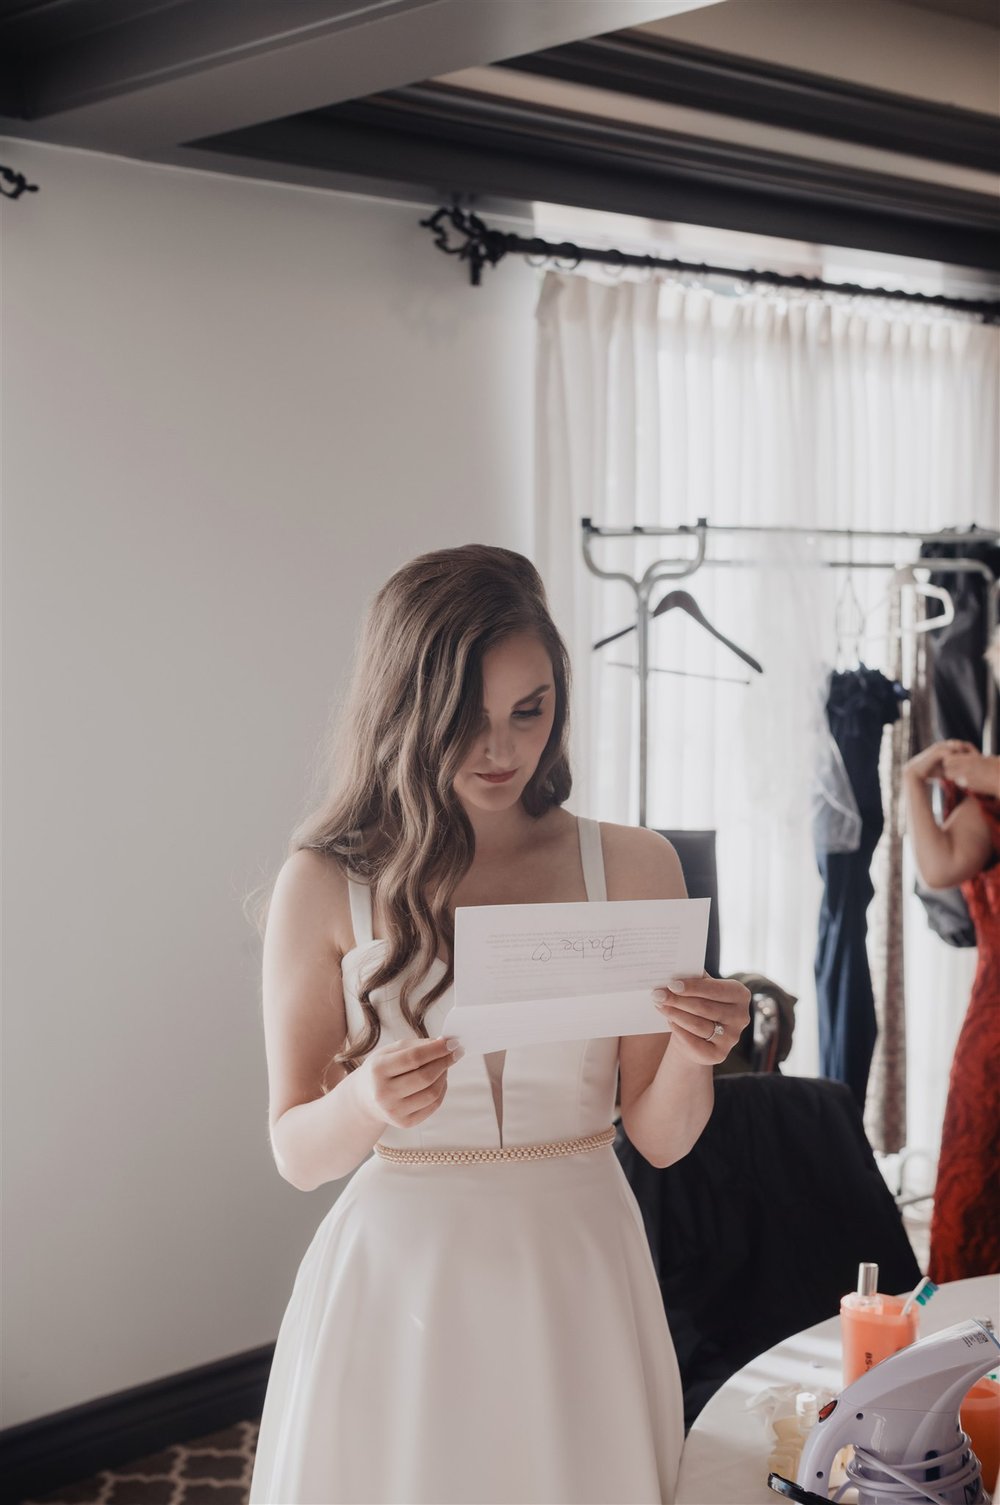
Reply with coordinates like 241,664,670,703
356,1036,464,1128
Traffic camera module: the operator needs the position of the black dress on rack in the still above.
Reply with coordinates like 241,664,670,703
814,665,908,1111
918,530,1000,751
914,531,1000,947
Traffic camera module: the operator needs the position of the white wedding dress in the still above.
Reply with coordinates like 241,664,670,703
249,815,684,1504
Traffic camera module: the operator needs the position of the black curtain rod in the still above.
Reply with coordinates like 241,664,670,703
420,204,1000,323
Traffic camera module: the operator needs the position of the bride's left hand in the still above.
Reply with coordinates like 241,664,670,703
651,974,752,1064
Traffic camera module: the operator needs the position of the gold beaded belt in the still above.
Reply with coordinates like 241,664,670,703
373,1123,617,1165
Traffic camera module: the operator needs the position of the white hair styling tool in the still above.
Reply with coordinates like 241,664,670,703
768,1317,999,1505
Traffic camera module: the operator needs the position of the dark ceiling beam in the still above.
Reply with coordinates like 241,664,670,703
191,82,1000,271
0,0,692,152
499,31,1000,174
0,0,443,143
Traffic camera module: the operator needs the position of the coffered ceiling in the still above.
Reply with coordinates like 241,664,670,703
2,0,997,270
900,0,999,23
0,0,719,150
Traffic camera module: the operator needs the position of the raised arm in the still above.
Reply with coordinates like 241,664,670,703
903,742,996,891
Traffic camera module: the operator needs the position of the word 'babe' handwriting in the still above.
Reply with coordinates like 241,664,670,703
531,934,616,962
446,900,709,1050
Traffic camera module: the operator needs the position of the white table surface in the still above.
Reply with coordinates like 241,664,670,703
674,1274,1000,1505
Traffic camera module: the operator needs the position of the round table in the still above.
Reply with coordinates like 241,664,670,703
674,1273,1000,1504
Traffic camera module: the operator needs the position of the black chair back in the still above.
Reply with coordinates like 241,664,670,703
655,829,720,978
616,1073,921,1430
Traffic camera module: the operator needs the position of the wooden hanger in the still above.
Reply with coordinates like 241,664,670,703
595,589,763,674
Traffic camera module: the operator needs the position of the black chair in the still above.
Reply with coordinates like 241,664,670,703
615,1073,921,1431
655,829,791,1071
656,828,720,979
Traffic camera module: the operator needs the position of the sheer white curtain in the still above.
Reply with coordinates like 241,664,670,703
534,269,999,1163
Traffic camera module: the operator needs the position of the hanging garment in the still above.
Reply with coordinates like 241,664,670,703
867,587,919,1155
249,816,684,1505
914,533,1000,947
811,682,863,857
910,591,977,947
918,530,1000,750
928,779,1000,1284
814,666,908,1112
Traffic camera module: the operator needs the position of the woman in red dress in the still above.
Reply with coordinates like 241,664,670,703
904,724,1000,1284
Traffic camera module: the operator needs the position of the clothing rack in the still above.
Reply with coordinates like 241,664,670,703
580,517,1000,825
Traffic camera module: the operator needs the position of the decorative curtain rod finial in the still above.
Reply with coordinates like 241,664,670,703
418,203,511,286
0,165,39,200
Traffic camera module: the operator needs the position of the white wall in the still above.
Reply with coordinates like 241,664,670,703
1,138,539,1425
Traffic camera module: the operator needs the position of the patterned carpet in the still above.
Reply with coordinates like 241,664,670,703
20,1421,260,1505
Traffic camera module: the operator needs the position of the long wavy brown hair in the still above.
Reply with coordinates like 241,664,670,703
255,544,572,1074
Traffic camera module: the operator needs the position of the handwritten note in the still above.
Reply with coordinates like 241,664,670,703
438,897,710,1053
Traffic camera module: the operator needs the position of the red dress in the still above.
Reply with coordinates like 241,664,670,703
927,781,1000,1284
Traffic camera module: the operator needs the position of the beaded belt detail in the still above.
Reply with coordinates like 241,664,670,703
373,1123,617,1165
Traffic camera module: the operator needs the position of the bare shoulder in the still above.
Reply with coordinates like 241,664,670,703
270,846,356,959
263,848,357,1140
597,821,688,901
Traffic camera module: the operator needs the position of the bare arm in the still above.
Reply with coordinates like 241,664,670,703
262,851,461,1192
272,1069,388,1191
611,826,750,1170
262,851,387,1189
623,1028,715,1171
903,743,995,890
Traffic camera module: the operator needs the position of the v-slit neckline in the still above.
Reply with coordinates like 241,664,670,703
344,816,604,1148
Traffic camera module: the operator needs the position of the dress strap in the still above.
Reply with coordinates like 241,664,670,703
577,817,608,902
346,872,375,948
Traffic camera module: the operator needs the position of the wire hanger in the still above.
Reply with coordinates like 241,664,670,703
833,532,867,670
608,660,754,685
594,588,764,673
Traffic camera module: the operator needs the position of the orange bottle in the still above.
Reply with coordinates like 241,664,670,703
840,1262,920,1387
960,1376,1000,1493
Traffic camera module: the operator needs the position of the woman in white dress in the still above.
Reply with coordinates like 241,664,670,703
249,544,751,1505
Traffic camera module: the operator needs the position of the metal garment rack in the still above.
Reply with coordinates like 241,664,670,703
580,517,1000,826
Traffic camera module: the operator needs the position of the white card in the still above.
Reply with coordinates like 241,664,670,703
438,897,711,1053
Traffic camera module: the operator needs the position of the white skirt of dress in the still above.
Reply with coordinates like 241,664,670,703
249,1144,683,1505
